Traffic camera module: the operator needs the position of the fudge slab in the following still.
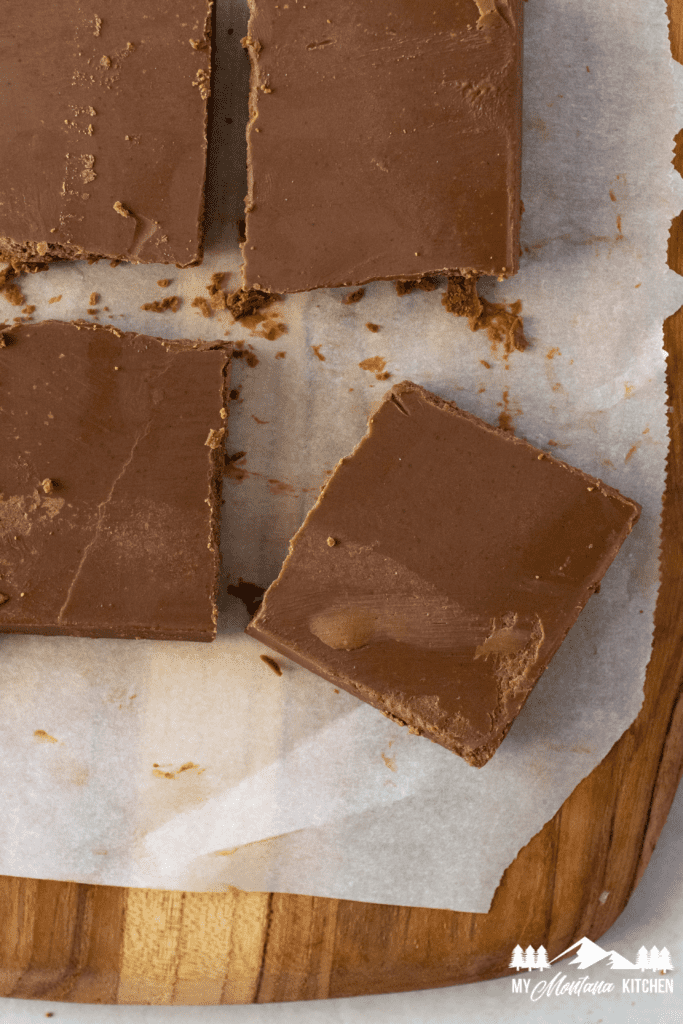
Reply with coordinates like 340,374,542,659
0,321,230,641
0,1,213,268
243,0,523,293
247,382,640,767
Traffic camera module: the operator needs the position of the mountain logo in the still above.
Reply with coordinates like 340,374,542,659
509,936,673,973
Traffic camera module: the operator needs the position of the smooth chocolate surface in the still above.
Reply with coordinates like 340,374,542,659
0,321,230,641
243,0,523,293
0,2,213,268
247,382,640,767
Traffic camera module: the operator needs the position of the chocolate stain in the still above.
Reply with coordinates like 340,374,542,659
224,462,249,482
342,288,365,304
227,578,265,616
232,344,259,367
312,344,326,361
497,388,521,432
268,478,295,495
34,729,58,744
255,319,287,341
395,276,438,296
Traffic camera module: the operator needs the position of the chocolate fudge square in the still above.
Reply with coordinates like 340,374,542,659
247,381,640,766
0,1,214,268
242,0,523,292
0,321,230,641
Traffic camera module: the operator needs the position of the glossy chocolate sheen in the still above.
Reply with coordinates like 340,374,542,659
243,0,523,293
0,1,213,267
247,382,641,767
0,321,230,641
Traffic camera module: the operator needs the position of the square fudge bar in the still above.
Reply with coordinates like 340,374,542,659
247,381,641,766
242,0,523,292
0,1,213,268
0,321,230,641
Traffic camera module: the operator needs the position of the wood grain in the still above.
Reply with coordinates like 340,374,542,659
1,5,683,1005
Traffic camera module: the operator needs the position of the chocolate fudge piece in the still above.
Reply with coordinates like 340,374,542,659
242,0,523,293
247,382,640,767
0,321,230,641
0,2,213,268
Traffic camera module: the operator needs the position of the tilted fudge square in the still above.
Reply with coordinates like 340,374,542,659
247,381,640,766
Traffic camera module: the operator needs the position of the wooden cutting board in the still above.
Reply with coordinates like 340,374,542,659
1,5,683,1006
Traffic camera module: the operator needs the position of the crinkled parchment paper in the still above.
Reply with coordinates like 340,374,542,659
1,0,682,911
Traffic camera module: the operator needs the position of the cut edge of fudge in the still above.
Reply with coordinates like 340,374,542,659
247,381,641,766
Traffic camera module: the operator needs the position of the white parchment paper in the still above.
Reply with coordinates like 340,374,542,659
1,0,683,912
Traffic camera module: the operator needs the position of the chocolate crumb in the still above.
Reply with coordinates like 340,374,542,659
140,296,181,313
48,295,63,304
89,292,99,305
226,287,279,321
342,288,365,305
275,350,286,358
2,283,25,307
442,274,482,318
205,427,226,449
207,271,229,310
359,356,386,374
157,278,172,287
260,654,283,676
366,322,380,333
443,275,527,354
113,200,131,218
191,295,213,318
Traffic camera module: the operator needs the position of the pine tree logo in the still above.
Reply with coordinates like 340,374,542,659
509,945,525,971
508,944,551,971
635,946,674,972
535,945,550,971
